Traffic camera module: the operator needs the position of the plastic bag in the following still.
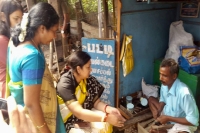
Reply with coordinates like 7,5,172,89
165,21,194,62
178,46,200,74
120,34,134,77
141,78,159,98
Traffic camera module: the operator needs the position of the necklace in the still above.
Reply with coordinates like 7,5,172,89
31,39,40,51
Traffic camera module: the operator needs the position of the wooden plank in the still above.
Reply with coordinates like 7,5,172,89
118,112,153,131
132,108,150,117
139,118,154,128
152,124,174,130
102,0,109,38
120,105,133,118
117,107,130,119
125,112,153,126
115,0,122,108
49,42,53,71
53,39,60,79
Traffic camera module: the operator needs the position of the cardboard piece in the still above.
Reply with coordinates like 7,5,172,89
138,123,148,133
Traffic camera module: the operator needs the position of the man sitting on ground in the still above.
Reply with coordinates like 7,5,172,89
148,58,199,133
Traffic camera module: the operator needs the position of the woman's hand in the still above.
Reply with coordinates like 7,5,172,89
106,106,121,116
94,100,126,127
105,106,126,127
106,113,126,127
106,106,126,126
0,96,36,133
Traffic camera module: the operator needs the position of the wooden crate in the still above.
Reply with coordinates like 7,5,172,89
117,91,153,132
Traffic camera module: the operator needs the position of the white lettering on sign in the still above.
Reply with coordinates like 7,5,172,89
104,88,110,94
101,83,110,90
87,43,114,56
95,76,113,85
90,58,114,105
83,40,115,106
101,93,108,100
91,68,111,76
91,58,114,67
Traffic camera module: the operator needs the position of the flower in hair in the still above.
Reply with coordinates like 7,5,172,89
18,13,29,42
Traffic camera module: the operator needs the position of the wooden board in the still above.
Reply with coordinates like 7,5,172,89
120,105,133,118
117,107,130,119
116,0,122,108
117,111,153,131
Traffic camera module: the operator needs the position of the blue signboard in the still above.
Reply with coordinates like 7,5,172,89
82,37,116,107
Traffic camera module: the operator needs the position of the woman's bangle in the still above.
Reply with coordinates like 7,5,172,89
36,122,46,129
104,104,108,113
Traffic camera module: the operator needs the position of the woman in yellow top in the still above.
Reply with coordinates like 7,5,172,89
57,51,126,133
